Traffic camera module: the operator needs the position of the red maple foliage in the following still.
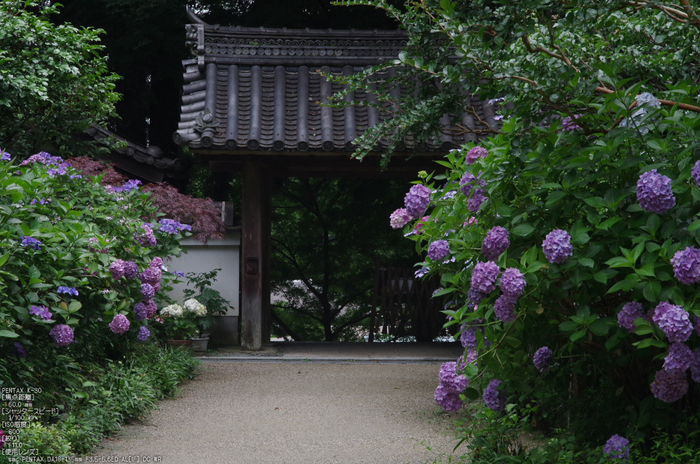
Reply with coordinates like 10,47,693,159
67,156,225,242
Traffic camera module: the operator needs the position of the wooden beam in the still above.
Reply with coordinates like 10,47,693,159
240,160,271,350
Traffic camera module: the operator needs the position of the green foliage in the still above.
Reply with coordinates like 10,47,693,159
0,1,120,156
335,0,700,459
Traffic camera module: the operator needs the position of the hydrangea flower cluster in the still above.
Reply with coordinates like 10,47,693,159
111,179,142,193
135,224,157,247
561,114,582,131
158,218,192,234
466,146,488,164
30,305,52,320
139,267,162,286
637,169,675,214
57,286,79,296
542,229,573,264
49,324,74,347
500,268,526,298
653,302,692,342
161,304,185,317
460,325,477,351
134,302,148,321
137,326,151,342
124,261,139,279
109,314,131,334
663,342,692,372
692,160,700,189
471,261,500,294
428,239,450,261
0,148,10,161
20,236,42,250
617,302,646,333
603,434,630,461
481,226,509,261
459,172,486,197
13,342,27,358
670,246,700,285
533,346,553,373
493,295,517,322
141,283,155,300
389,208,412,229
404,184,431,218
467,188,488,213
650,368,688,403
434,361,468,412
184,298,207,317
483,379,506,412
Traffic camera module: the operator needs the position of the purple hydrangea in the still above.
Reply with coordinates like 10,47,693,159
109,314,131,334
144,300,158,319
466,146,488,165
109,259,126,279
695,315,700,336
500,268,526,298
493,294,518,323
533,346,553,373
404,184,431,219
650,368,688,403
692,160,700,189
483,379,506,412
617,302,646,333
467,188,488,212
141,283,156,300
604,434,630,461
653,302,692,343
134,303,148,321
139,267,162,286
670,246,700,285
664,342,693,372
459,172,487,197
561,114,583,131
13,342,27,358
637,169,675,214
111,179,142,193
47,162,70,176
0,149,10,161
49,324,74,347
57,286,79,296
434,384,463,412
482,226,510,261
690,348,700,383
20,236,42,250
471,261,500,294
137,326,151,342
151,257,164,269
30,305,52,320
468,286,486,307
542,229,573,264
390,208,412,229
428,240,451,261
439,362,469,393
460,325,478,350
123,261,139,279
159,218,192,234
135,225,157,247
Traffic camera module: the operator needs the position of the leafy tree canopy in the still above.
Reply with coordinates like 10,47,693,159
0,1,120,157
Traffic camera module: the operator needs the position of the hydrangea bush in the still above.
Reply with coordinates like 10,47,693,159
0,150,191,393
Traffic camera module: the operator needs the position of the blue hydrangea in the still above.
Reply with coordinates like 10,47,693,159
137,326,151,342
483,379,506,412
617,302,646,333
0,149,10,161
109,314,131,335
542,229,573,264
20,236,42,250
159,218,192,234
30,305,52,320
404,184,431,219
111,179,142,193
49,324,74,347
493,294,517,323
434,384,463,412
482,226,510,261
500,268,526,297
671,246,700,285
637,169,675,214
651,368,688,403
428,239,451,261
604,434,630,461
57,286,79,296
664,342,693,372
471,261,500,294
692,160,700,190
533,346,553,373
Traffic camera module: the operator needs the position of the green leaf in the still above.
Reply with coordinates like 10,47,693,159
584,197,607,208
570,329,587,342
589,319,609,337
560,320,580,332
463,387,480,401
633,339,667,349
689,219,700,232
0,330,19,338
598,217,622,230
431,287,456,297
605,257,632,268
0,253,8,268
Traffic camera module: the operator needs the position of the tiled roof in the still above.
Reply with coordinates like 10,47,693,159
173,14,498,154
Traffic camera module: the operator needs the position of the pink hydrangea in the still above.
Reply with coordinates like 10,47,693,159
389,208,412,229
466,146,488,164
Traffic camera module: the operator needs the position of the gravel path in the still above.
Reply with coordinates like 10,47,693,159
92,361,463,464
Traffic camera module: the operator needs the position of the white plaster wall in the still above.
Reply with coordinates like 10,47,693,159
166,231,240,317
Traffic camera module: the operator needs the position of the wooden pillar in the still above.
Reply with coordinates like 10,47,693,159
241,159,271,350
